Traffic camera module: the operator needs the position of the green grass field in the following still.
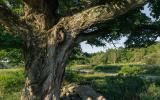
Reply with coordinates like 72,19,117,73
1,64,160,100
0,68,24,100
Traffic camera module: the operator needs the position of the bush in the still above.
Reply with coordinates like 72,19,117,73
92,76,146,100
119,66,144,75
140,84,160,100
142,65,160,75
64,71,147,100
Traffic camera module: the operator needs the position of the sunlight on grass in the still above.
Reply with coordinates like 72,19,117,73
0,68,24,100
80,73,118,78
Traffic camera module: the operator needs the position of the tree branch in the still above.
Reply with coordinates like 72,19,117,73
58,0,147,37
0,4,30,35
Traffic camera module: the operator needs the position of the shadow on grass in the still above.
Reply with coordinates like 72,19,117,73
93,65,122,73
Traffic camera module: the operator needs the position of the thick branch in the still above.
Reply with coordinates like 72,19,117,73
0,4,30,35
58,0,147,37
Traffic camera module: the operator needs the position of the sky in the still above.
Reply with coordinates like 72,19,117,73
80,4,158,53
80,37,127,53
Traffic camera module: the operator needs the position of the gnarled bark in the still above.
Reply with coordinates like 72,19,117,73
21,26,75,100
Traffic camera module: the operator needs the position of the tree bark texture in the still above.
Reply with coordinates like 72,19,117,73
21,26,75,100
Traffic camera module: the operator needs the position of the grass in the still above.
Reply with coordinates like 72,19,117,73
118,65,160,76
69,64,160,75
1,64,160,100
0,68,24,100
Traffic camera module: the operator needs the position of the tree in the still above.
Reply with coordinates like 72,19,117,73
0,0,160,99
106,49,118,64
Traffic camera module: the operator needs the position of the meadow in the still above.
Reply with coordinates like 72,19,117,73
1,64,160,100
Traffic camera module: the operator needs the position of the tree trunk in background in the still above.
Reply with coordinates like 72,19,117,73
21,28,74,100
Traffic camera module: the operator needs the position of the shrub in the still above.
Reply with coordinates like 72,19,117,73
142,65,160,75
140,84,160,100
92,76,146,100
119,66,144,75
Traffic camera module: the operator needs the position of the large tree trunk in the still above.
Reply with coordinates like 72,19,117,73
21,27,74,100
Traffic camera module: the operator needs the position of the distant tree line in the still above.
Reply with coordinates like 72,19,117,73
1,42,160,67
70,42,160,65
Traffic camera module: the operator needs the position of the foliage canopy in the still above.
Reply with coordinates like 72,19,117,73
0,0,160,48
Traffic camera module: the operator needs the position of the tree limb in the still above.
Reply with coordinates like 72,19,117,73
58,0,147,37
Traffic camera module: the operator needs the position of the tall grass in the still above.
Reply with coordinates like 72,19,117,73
0,68,24,100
